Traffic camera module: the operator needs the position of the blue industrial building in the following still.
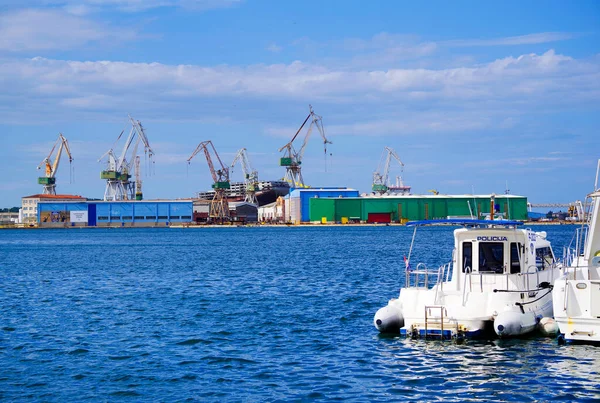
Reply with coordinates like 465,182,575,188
38,200,193,227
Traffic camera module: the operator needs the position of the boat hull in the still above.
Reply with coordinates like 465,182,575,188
553,277,600,344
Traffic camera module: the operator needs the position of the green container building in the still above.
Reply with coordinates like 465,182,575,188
309,195,528,223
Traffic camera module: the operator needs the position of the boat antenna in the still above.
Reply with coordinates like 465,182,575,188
505,181,511,220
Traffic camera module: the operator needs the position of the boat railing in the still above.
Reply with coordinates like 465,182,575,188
405,262,452,291
563,226,588,267
517,263,561,291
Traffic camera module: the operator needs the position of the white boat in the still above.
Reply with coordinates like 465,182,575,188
553,162,600,345
374,218,562,339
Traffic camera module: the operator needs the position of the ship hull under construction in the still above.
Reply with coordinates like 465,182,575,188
197,180,290,206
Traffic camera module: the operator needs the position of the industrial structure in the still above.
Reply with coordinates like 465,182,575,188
36,199,192,227
278,105,332,188
37,133,73,195
372,146,410,194
309,194,528,223
283,188,360,223
99,115,154,201
22,194,86,225
230,148,259,204
17,112,546,228
187,140,230,222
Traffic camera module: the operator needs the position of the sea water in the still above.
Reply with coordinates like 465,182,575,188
0,225,598,402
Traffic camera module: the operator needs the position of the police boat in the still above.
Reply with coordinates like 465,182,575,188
374,218,562,339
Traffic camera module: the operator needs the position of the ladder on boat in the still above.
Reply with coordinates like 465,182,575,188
416,305,461,339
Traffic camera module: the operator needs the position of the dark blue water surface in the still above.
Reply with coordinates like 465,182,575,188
1,225,598,402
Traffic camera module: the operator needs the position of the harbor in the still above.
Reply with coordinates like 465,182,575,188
6,109,585,229
2,1,599,401
1,223,598,401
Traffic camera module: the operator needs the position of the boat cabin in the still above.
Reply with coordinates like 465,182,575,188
456,227,554,275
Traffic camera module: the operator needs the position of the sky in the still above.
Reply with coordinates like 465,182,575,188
1,0,599,207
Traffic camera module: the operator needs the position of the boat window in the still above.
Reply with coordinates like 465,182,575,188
462,242,472,273
510,243,522,274
535,247,554,270
479,242,504,273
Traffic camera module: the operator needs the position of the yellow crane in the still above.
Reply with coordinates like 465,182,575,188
36,133,73,195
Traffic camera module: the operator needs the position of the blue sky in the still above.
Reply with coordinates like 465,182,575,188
1,0,599,207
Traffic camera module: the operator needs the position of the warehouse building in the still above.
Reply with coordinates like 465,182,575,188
37,200,193,227
285,188,360,223
22,194,86,225
309,194,528,223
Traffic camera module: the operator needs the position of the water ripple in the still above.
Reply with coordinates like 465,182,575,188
0,226,597,402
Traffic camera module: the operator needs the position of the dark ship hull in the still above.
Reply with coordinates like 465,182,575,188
197,180,290,206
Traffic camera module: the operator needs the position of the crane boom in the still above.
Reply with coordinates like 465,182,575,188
37,133,73,195
372,146,407,194
381,146,403,186
278,105,332,188
188,140,231,222
231,148,259,204
99,115,154,201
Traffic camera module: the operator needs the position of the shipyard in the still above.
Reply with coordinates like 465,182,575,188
3,107,586,229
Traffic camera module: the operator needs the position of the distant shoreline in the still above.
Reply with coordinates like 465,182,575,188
0,221,582,229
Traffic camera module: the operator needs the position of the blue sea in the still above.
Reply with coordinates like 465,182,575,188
1,225,599,402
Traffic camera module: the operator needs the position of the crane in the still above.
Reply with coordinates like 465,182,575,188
187,140,230,222
231,148,259,205
98,115,154,201
278,105,332,188
37,133,73,195
372,146,406,194
134,156,143,200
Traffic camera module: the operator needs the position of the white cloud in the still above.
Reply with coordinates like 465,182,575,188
0,9,137,51
0,49,598,125
446,32,578,47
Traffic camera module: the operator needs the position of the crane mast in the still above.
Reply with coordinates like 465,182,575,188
37,133,73,195
231,148,259,205
135,156,143,200
278,105,332,188
372,146,409,194
188,140,231,222
99,115,154,201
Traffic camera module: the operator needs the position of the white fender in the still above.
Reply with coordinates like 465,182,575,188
374,301,404,333
495,310,537,337
538,317,559,337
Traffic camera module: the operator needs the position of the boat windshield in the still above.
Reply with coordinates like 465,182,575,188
479,242,504,273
